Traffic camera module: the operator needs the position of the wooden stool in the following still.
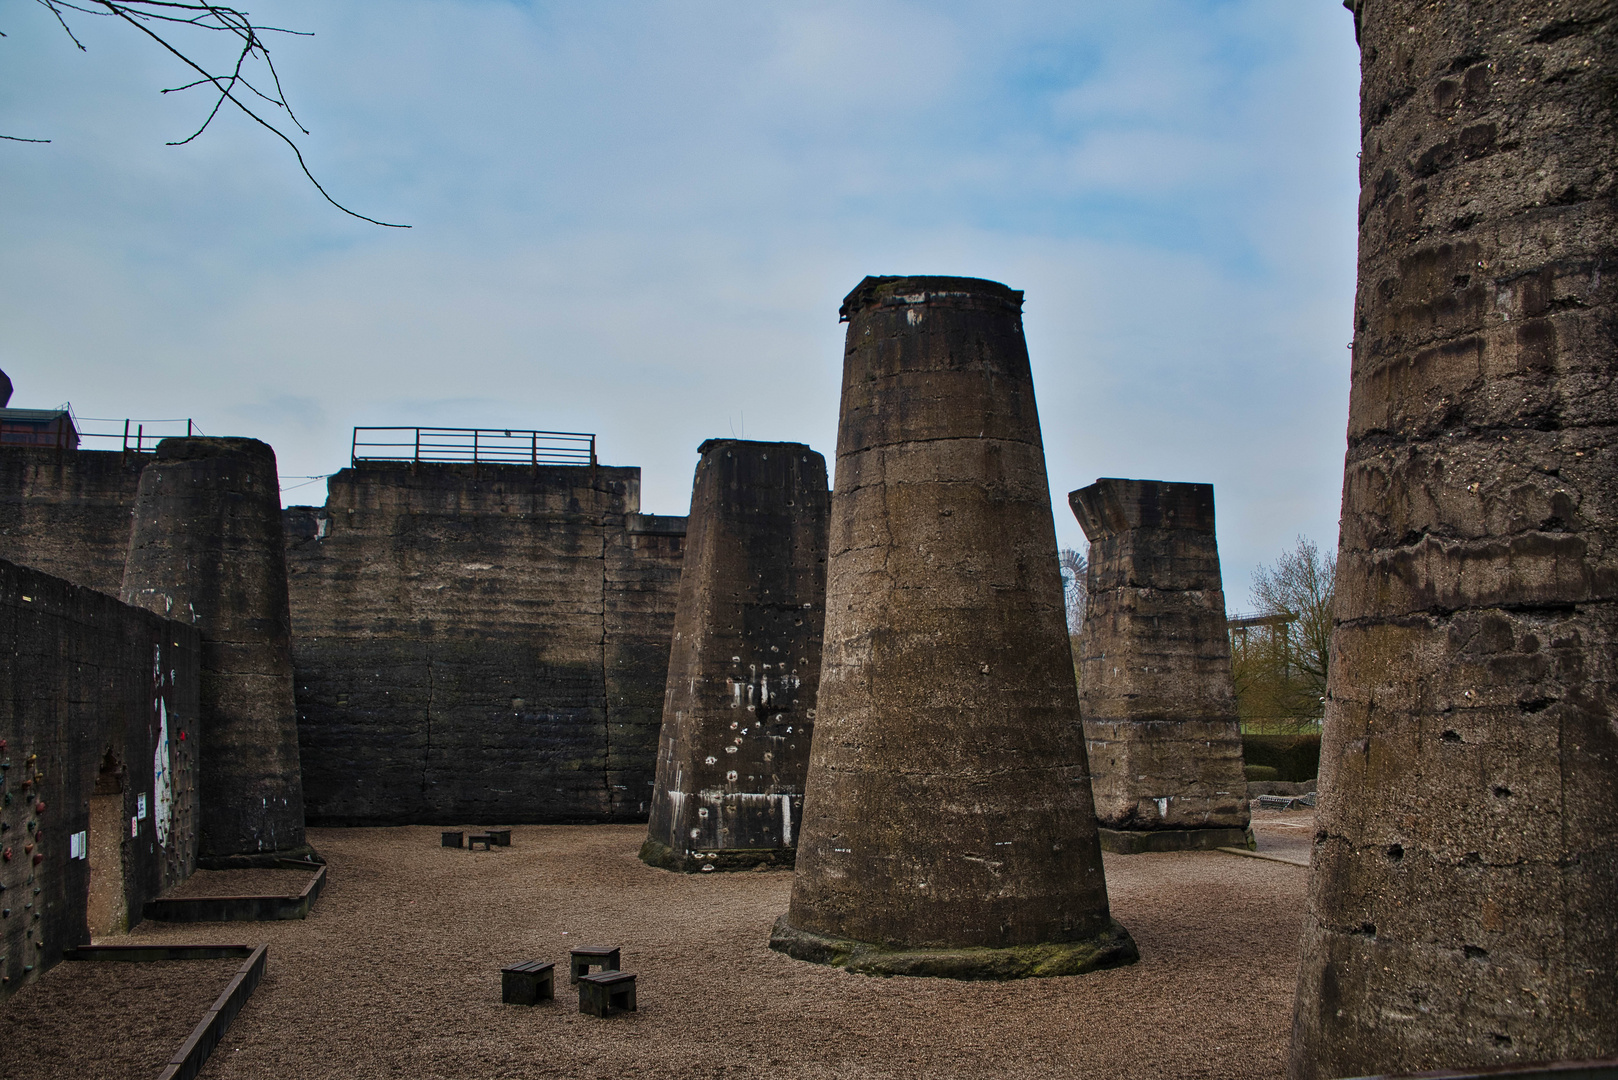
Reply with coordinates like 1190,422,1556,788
487,827,512,847
467,833,493,851
569,945,620,984
501,960,554,1005
578,971,636,1016
441,831,463,848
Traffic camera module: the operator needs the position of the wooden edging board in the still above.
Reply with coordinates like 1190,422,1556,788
1215,846,1310,868
65,942,268,1080
142,862,327,923
156,943,268,1080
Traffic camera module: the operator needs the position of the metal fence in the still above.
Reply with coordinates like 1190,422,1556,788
73,417,200,453
350,427,597,468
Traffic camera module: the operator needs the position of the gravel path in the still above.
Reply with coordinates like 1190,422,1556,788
0,957,240,1080
84,820,1309,1080
1,816,1310,1079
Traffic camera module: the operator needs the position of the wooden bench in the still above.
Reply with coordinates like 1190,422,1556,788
467,834,493,851
501,960,555,1005
569,945,620,984
441,831,463,848
578,971,636,1017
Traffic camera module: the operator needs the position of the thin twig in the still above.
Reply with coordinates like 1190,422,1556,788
20,0,407,227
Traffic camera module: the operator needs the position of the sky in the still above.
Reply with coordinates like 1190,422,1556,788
0,0,1361,605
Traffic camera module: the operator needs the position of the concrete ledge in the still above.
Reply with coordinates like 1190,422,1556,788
1098,827,1255,854
768,914,1138,980
1346,1059,1618,1080
639,837,796,873
144,863,326,922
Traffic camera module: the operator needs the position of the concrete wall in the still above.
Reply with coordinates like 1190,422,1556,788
0,447,145,597
0,558,201,999
285,462,686,825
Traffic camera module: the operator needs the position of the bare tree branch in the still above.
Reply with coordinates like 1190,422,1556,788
14,0,407,227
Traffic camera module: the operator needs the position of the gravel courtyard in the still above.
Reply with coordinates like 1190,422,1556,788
5,810,1313,1080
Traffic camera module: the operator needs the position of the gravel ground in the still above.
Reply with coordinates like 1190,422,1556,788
2,811,1312,1080
0,957,240,1080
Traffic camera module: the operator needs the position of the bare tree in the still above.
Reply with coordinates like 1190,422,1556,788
1059,546,1088,636
10,0,406,227
1232,536,1336,729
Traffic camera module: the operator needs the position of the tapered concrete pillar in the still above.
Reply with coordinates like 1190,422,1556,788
1290,4,1618,1075
122,438,307,862
641,438,829,871
770,275,1136,979
1069,479,1251,854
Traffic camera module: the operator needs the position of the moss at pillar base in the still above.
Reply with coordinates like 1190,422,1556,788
1097,826,1255,855
768,914,1138,980
638,837,796,873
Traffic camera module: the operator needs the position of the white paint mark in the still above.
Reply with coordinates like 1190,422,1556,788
153,697,172,846
780,795,793,845
1155,797,1170,818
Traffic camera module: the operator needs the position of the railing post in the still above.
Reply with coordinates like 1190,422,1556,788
137,423,143,454
414,428,420,464
123,419,130,457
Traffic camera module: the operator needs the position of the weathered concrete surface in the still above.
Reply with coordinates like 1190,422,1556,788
642,439,829,872
774,275,1135,979
1290,4,1618,1075
284,462,686,825
122,438,306,861
0,557,200,999
1069,478,1251,851
0,447,146,596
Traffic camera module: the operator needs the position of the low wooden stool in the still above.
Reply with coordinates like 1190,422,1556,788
467,833,493,851
441,831,463,848
569,945,620,984
501,960,555,1005
578,971,636,1017
487,827,512,847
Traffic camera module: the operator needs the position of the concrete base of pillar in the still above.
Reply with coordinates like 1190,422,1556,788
638,837,796,873
196,844,324,870
768,914,1138,980
1097,827,1254,855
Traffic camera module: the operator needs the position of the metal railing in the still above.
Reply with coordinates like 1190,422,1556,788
64,416,200,454
350,427,597,469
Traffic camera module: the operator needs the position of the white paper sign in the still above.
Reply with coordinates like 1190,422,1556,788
137,793,148,820
131,816,139,838
69,831,87,859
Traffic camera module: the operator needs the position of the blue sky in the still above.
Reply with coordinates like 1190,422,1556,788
0,0,1360,602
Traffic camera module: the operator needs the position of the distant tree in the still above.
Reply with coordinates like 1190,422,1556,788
1232,536,1336,730
1058,546,1088,636
10,1,405,227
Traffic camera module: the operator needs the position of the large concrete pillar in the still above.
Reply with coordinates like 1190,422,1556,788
641,438,829,871
1290,4,1618,1075
770,275,1136,979
122,438,307,863
1069,478,1251,853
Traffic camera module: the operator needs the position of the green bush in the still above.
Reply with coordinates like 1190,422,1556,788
1243,764,1279,782
1241,733,1321,782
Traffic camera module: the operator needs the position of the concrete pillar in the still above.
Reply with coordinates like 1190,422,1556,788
771,275,1136,979
641,439,829,871
1289,4,1618,1075
1069,478,1251,853
122,438,307,862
